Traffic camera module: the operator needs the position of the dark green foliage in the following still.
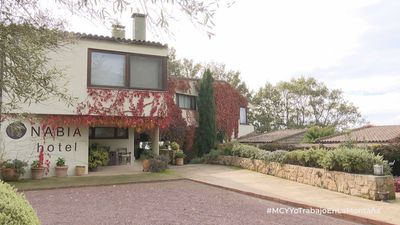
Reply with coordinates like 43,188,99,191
282,149,327,167
149,155,169,172
303,126,335,143
2,159,28,175
370,144,400,176
88,145,109,170
258,143,297,152
195,69,216,157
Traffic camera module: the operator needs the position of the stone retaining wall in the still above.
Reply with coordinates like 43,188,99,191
209,155,395,200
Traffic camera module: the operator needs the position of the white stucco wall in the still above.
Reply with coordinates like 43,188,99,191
0,120,89,178
6,39,168,116
238,124,255,138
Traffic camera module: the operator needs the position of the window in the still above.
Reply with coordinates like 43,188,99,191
240,107,247,125
90,52,125,87
88,49,166,90
130,55,163,89
177,94,196,110
89,127,128,139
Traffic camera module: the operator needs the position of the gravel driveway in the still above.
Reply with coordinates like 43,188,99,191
25,180,362,225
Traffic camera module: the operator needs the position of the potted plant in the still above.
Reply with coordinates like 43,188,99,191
175,150,186,166
55,157,68,177
170,142,180,164
1,159,28,181
30,160,45,180
30,146,50,180
141,149,155,172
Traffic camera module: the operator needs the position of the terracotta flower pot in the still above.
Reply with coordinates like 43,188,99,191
1,168,20,181
31,167,45,180
55,166,68,177
75,166,86,176
142,159,150,172
176,158,184,166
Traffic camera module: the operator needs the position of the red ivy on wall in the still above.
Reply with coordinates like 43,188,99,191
39,88,175,132
214,81,247,140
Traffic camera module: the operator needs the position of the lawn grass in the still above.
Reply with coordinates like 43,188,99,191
7,170,182,191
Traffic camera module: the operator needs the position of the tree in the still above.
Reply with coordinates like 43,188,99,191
303,126,335,143
206,62,252,99
168,48,202,78
195,69,216,157
250,77,363,132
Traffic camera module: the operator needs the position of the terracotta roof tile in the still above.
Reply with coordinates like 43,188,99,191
68,32,167,48
318,125,400,143
239,129,307,143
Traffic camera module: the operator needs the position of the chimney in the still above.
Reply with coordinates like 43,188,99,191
111,24,125,39
131,13,146,40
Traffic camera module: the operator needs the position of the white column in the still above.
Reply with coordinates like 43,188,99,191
151,126,159,155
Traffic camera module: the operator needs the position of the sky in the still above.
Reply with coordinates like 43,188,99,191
60,0,400,125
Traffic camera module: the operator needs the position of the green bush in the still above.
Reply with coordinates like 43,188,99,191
88,146,109,170
231,144,262,159
189,157,204,164
170,142,180,151
283,149,327,168
0,181,40,225
320,147,390,174
175,150,186,159
258,143,296,152
217,142,234,155
203,149,224,163
2,159,28,175
149,155,169,172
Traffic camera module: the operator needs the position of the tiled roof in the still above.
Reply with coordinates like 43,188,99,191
68,32,167,48
318,125,400,143
239,129,307,143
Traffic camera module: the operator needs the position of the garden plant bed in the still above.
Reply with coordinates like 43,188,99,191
208,155,396,200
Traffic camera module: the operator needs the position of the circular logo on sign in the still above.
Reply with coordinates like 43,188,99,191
6,122,27,139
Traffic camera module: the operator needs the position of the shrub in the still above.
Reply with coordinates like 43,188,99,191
217,142,234,155
370,144,400,176
258,143,296,152
140,149,156,160
170,142,180,151
2,159,28,175
203,149,224,163
0,181,40,225
231,144,262,159
175,150,186,159
189,157,204,164
88,146,109,170
320,147,390,174
265,150,288,163
149,155,169,172
283,149,327,168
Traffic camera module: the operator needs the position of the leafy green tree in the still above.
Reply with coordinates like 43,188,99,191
250,77,363,132
303,126,335,143
206,62,252,99
195,69,216,157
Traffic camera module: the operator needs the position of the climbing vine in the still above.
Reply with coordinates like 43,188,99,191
214,81,247,140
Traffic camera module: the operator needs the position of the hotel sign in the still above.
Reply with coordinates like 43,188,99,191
6,122,82,152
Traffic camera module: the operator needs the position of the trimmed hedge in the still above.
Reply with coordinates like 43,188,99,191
0,181,40,225
209,143,391,175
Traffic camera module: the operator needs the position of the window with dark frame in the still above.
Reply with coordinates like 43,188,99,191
240,107,248,125
176,94,196,110
89,127,129,139
88,49,166,90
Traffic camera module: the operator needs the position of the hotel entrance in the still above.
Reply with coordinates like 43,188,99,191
87,126,160,173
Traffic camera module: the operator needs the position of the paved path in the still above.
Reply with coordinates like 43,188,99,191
25,180,361,225
172,164,400,225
